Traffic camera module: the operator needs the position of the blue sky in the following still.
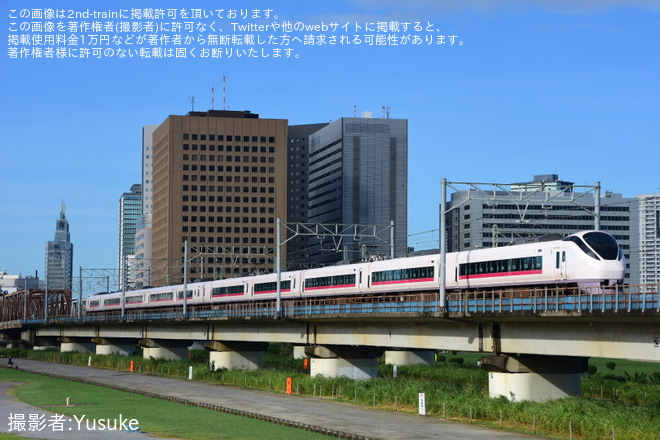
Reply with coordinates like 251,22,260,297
1,0,658,280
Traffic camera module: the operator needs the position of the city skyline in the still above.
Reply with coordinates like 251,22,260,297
2,1,658,278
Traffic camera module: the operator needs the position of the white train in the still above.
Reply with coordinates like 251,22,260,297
86,231,625,313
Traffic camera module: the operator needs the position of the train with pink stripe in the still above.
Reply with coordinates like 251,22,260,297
86,231,625,313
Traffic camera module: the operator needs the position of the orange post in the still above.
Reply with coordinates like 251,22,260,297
286,377,293,395
303,358,309,370
129,360,135,372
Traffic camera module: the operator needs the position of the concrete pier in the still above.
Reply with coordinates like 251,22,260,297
206,341,268,371
481,354,588,402
92,337,137,355
59,337,94,353
385,349,435,366
139,338,191,360
305,345,385,379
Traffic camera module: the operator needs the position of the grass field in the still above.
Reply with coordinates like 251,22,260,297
0,368,330,440
3,347,660,440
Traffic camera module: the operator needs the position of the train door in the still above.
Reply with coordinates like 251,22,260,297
552,247,567,280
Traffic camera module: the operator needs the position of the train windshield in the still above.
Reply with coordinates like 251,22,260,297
563,232,621,260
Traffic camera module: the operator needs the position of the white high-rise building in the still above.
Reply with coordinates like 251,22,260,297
635,193,660,290
118,184,143,290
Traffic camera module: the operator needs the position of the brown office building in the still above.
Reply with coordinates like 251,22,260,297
151,110,288,286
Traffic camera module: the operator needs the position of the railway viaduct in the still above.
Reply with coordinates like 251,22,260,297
2,288,659,402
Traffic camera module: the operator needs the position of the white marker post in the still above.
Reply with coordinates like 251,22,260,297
418,393,426,416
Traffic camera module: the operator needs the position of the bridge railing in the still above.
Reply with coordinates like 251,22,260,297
450,285,659,314
2,285,658,326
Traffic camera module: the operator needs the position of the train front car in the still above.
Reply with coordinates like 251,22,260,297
561,230,626,291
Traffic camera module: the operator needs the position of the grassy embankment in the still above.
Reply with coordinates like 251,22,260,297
3,346,660,440
0,366,330,440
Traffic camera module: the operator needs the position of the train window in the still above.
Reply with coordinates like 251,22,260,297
89,300,100,307
211,285,244,296
372,266,434,283
459,256,542,277
149,292,174,302
563,236,599,260
103,298,121,306
126,295,143,304
254,280,291,293
177,290,193,299
305,274,356,289
582,232,620,260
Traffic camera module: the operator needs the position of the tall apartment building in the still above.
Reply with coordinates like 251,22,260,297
306,115,408,265
44,203,74,291
118,184,143,289
444,174,634,282
133,213,152,288
633,193,660,289
132,125,158,289
151,110,288,286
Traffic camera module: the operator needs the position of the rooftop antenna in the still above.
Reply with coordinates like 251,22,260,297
189,96,195,112
353,105,357,117
211,83,215,110
382,105,391,119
